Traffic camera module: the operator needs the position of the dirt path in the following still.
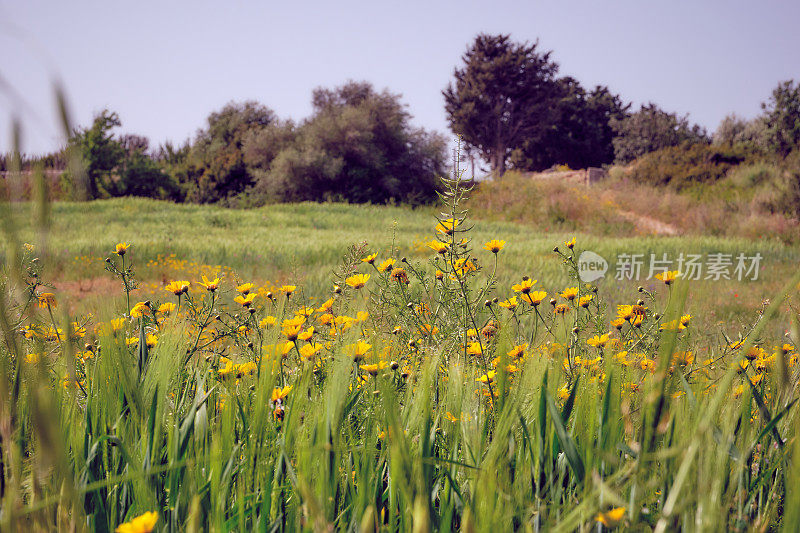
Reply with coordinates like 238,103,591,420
618,210,679,236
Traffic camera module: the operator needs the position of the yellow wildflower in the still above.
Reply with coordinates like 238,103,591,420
511,278,537,294
346,273,370,289
377,258,396,272
113,243,130,256
37,292,57,309
595,507,625,528
560,287,579,301
197,275,220,292
655,271,680,285
115,511,158,533
483,239,505,253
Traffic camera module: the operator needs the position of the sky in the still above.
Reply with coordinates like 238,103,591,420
1,0,799,155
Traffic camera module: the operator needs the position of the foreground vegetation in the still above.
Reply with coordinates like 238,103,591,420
1,173,800,531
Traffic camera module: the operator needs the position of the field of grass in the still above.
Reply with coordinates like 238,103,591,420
2,197,798,329
2,190,800,531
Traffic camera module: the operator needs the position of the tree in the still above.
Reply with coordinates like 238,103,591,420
713,113,768,148
67,109,125,198
610,103,708,163
185,101,277,202
65,110,178,200
255,81,446,204
508,79,628,170
444,34,561,176
762,79,800,156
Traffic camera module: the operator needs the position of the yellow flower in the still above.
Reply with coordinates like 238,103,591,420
37,292,57,309
145,334,158,348
271,386,292,403
617,304,646,326
360,361,388,375
282,323,302,342
236,361,258,377
595,507,625,528
299,343,324,360
655,270,680,285
476,370,496,383
587,333,610,348
362,252,378,264
278,285,296,296
564,237,576,249
197,275,220,292
316,298,334,313
508,344,527,359
234,293,257,307
297,327,314,341
466,342,483,356
554,303,570,315
522,290,547,306
293,306,314,318
435,218,460,236
560,287,579,301
157,302,176,315
498,296,518,309
483,239,505,254
390,267,409,284
259,316,276,327
113,242,130,256
26,352,41,364
733,384,745,398
557,383,570,400
130,301,150,318
680,314,692,326
377,258,395,272
660,319,685,331
419,323,439,335
427,240,449,254
347,341,372,361
115,511,158,533
236,283,255,294
346,273,370,289
444,411,460,423
578,294,594,308
165,280,190,295
511,278,537,294
672,350,694,366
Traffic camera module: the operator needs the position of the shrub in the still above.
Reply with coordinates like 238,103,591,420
610,103,708,163
626,142,760,189
251,81,447,205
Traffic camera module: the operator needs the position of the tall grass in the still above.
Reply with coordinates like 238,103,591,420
1,164,800,532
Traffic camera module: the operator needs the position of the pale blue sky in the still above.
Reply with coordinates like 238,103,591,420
2,0,799,155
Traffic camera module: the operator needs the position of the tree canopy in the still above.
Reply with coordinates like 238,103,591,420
252,81,447,204
610,103,708,164
444,34,561,176
444,34,627,175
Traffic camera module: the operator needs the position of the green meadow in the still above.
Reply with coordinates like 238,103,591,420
2,197,797,324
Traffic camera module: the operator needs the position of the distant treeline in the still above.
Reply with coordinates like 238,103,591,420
2,33,799,206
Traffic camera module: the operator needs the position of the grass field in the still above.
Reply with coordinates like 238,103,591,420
2,192,800,531
2,197,798,328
